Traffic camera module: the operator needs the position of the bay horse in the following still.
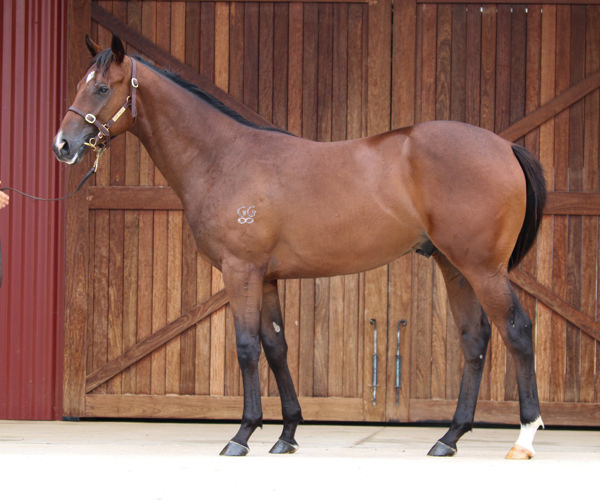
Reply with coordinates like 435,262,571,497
53,35,546,459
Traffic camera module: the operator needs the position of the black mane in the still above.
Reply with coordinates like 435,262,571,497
133,56,292,135
90,49,291,135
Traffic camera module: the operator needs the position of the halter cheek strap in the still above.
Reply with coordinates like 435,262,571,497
68,58,139,151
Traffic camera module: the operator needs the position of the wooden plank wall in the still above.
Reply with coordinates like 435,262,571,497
67,0,600,423
86,0,370,413
402,2,600,413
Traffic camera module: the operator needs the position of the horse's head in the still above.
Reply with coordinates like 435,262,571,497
53,34,138,164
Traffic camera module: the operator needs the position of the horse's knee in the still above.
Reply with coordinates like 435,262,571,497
265,338,287,363
236,335,261,367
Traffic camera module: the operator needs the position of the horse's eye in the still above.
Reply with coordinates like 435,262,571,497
97,85,110,96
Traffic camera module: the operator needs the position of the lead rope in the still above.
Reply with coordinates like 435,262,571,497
0,148,105,288
0,146,105,202
0,144,106,288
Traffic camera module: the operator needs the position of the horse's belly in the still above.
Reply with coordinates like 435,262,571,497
268,221,422,279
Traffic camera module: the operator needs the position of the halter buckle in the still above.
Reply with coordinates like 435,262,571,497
131,77,139,88
85,113,97,124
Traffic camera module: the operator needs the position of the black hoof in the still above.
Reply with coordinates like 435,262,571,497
427,440,457,457
219,441,250,456
269,439,299,454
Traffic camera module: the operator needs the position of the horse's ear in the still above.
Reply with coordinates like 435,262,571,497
111,34,125,64
85,34,102,57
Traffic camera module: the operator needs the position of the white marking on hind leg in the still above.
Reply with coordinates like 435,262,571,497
514,416,544,454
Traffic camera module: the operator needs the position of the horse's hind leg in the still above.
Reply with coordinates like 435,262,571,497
428,253,492,457
260,281,303,454
466,269,543,459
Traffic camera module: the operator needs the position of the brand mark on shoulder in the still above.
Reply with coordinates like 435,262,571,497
237,206,256,224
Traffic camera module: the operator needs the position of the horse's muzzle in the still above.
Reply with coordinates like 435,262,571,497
52,131,89,165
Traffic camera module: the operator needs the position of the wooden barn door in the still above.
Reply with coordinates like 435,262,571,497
64,0,600,426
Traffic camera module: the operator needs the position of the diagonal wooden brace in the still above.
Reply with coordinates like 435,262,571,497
85,289,229,393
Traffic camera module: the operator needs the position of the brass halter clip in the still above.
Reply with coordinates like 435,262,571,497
91,144,107,172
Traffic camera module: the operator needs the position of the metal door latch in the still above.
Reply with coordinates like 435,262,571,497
395,320,407,405
370,318,378,406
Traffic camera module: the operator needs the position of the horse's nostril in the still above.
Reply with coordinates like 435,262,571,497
53,135,70,159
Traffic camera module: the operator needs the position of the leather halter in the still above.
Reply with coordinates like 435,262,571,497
0,60,140,205
68,58,139,151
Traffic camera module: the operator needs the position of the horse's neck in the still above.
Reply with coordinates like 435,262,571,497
132,62,240,197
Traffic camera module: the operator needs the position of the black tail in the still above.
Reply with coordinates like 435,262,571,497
508,144,547,271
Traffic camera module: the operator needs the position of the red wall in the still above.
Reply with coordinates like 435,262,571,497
0,0,67,419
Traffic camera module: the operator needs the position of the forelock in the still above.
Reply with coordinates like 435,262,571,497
89,48,115,75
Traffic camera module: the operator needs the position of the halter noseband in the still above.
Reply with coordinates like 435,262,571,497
68,58,138,152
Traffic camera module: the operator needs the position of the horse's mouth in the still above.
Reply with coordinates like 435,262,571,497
66,143,91,165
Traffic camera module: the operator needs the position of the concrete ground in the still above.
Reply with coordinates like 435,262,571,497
1,420,598,500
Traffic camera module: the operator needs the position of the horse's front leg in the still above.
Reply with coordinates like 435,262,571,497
219,264,265,457
260,281,303,454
